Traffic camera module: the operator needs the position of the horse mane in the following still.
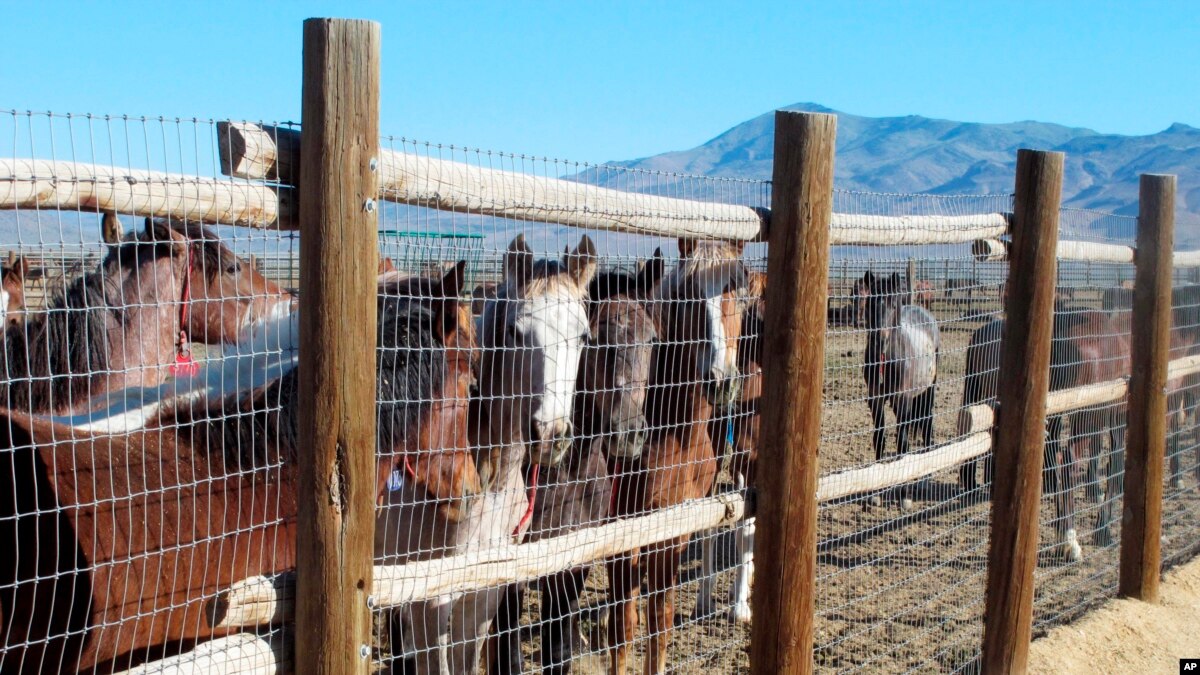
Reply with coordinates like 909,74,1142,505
157,291,446,471
653,240,747,303
0,229,187,412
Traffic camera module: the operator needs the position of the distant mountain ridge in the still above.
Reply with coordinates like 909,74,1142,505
605,103,1200,243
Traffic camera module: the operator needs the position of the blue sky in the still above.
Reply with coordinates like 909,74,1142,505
3,1,1197,164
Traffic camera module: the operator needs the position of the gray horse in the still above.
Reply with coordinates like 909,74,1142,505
862,271,940,510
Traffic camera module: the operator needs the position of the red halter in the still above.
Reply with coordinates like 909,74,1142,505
514,464,540,537
169,245,200,378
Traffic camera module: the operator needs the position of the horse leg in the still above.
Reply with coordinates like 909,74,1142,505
486,583,525,675
448,587,503,675
1168,395,1184,489
894,398,914,511
536,568,588,674
408,600,453,675
606,552,640,675
728,514,755,624
691,530,719,620
1095,409,1127,547
868,396,888,507
1046,416,1082,562
917,384,936,450
1074,410,1103,503
644,541,683,675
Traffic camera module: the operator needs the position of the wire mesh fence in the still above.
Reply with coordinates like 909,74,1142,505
0,107,1195,675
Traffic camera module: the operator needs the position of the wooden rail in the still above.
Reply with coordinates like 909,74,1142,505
217,121,1009,245
0,158,292,227
972,237,1137,264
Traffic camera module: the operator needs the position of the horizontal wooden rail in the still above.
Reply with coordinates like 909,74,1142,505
219,122,1009,244
816,432,992,502
1174,250,1200,268
0,159,293,228
972,237,1136,264
112,632,289,675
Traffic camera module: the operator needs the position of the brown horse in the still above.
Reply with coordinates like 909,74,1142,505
488,251,663,674
377,235,596,674
695,271,764,625
959,306,1130,561
0,266,467,674
0,218,291,415
607,238,747,675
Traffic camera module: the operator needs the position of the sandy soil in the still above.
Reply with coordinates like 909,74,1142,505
1028,557,1200,674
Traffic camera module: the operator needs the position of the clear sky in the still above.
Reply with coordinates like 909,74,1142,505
3,1,1197,165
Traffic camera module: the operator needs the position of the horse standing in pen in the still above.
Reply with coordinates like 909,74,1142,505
0,255,32,328
958,304,1130,562
376,235,596,675
606,238,747,675
487,251,663,674
0,266,464,675
695,271,764,625
861,271,940,510
0,218,292,415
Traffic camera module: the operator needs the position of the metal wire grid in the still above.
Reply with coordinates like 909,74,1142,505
0,111,299,674
814,191,1010,673
369,137,769,673
1163,239,1200,571
0,110,1194,675
1030,210,1136,636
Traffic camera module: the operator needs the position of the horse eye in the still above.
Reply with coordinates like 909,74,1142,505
226,263,240,275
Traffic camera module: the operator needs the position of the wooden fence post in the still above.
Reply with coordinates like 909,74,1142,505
1119,173,1176,601
981,149,1064,673
296,18,381,675
751,110,836,675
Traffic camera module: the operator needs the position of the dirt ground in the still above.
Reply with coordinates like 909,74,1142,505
1028,557,1200,674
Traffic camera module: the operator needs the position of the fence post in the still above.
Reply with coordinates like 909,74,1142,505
751,110,836,675
295,18,381,675
981,149,1063,673
1120,173,1176,601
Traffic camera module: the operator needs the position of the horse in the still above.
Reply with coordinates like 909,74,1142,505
861,271,940,510
487,251,663,674
695,271,765,625
376,235,596,674
912,279,935,309
0,266,466,675
958,306,1131,561
1165,285,1200,489
606,238,747,675
0,255,31,327
0,218,291,416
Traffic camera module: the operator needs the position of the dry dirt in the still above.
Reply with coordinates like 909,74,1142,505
1028,557,1200,674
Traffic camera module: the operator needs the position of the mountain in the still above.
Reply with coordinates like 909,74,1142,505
603,103,1200,245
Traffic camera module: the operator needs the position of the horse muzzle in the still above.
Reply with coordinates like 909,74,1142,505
607,418,648,460
530,420,574,466
704,366,743,408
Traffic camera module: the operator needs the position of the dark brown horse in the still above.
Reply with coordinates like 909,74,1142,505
488,252,663,674
959,306,1131,561
0,218,291,415
862,271,940,510
607,238,746,674
0,267,466,675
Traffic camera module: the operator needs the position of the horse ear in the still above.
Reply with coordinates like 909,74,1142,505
440,260,467,300
636,248,665,294
101,211,123,244
12,257,28,281
504,234,534,286
862,271,875,287
678,238,697,258
566,235,597,287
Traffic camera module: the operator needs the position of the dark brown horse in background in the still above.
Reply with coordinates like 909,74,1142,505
0,255,33,328
862,271,940,510
0,218,291,415
959,305,1131,562
607,238,747,675
0,267,466,675
488,252,663,674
